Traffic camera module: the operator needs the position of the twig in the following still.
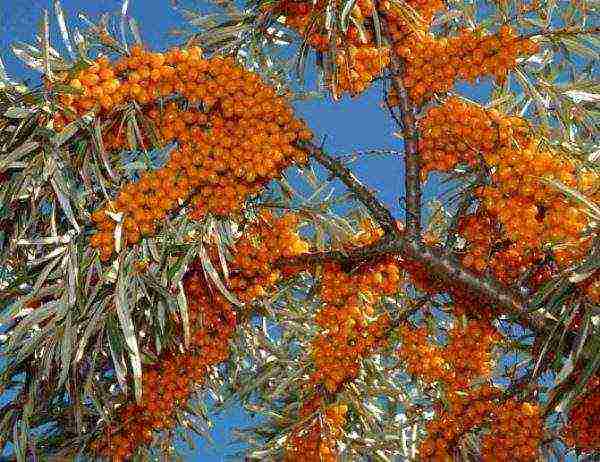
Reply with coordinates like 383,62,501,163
299,141,400,237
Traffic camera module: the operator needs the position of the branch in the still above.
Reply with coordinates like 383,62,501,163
384,24,422,240
299,141,400,236
283,234,570,343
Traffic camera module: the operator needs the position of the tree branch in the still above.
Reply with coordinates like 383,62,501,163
299,141,400,236
384,24,422,240
283,231,570,344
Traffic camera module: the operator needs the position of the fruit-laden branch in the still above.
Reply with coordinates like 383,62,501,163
385,24,422,240
285,236,544,329
296,142,572,343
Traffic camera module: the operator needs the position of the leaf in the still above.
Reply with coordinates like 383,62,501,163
340,0,358,33
3,107,37,118
129,18,143,45
107,317,129,396
54,0,75,60
120,0,131,53
74,298,109,363
177,281,191,348
199,243,243,307
563,90,600,103
0,142,39,172
57,310,73,390
40,9,52,80
116,257,143,403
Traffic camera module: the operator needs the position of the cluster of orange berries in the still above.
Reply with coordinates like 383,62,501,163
77,45,311,261
480,400,543,461
284,399,348,462
419,97,591,283
91,267,237,460
393,26,539,104
397,319,500,392
419,385,500,460
228,212,310,302
91,212,311,460
380,0,445,44
310,258,395,392
561,375,600,452
309,220,401,392
395,317,544,460
277,0,391,97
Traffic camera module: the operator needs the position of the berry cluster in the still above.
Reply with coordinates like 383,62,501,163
311,259,395,392
561,375,600,452
91,212,309,460
228,212,310,302
63,46,311,261
276,0,391,97
284,399,348,462
419,385,500,460
309,220,400,392
480,400,543,461
419,98,591,283
91,267,237,460
397,318,500,392
393,26,538,104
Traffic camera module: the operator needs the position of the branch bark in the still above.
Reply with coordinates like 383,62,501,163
301,141,400,236
284,234,566,341
385,27,422,240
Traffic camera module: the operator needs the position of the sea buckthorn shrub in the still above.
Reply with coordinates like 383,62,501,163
61,45,311,261
561,375,600,452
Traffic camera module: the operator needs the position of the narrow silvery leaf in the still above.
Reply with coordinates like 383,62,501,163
3,107,37,118
75,299,108,363
40,10,52,80
0,142,39,172
93,120,117,179
57,310,73,390
340,0,358,32
199,243,243,307
11,43,43,71
54,0,75,60
116,261,143,403
107,320,129,397
119,0,129,53
177,281,190,348
67,243,78,307
129,17,142,45
50,176,80,233
564,90,600,103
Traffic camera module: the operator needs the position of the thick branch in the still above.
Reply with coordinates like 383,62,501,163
300,141,400,236
284,234,565,341
385,29,422,240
